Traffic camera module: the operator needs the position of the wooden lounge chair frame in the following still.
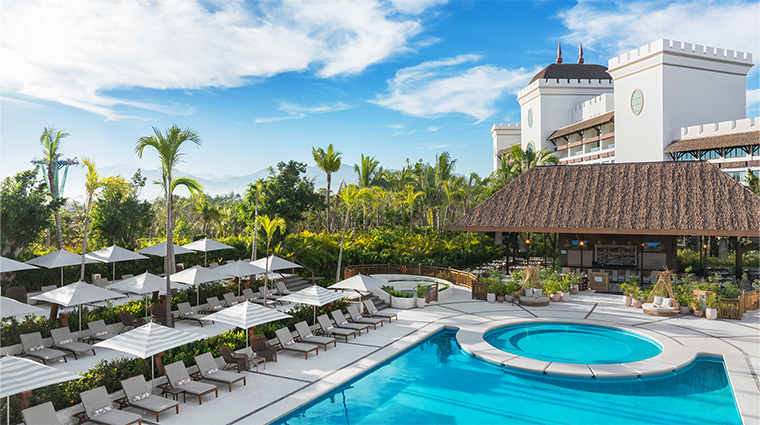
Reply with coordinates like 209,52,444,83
120,375,179,422
164,361,218,405
118,311,146,333
194,352,246,391
274,327,319,359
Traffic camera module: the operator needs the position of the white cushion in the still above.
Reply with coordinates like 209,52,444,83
523,288,533,297
653,296,664,307
662,298,672,308
533,289,543,297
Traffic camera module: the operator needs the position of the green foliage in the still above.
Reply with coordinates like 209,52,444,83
0,170,63,258
416,283,427,298
746,168,760,195
706,293,718,309
382,285,412,298
91,171,152,250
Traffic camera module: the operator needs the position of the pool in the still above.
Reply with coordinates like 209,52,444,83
484,322,662,364
273,330,740,424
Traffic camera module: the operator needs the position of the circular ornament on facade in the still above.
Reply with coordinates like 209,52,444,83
528,108,534,128
630,89,644,116
527,141,535,152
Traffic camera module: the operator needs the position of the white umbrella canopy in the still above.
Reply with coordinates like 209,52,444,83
0,257,38,273
85,245,149,280
183,238,234,266
328,274,387,292
1,296,45,318
215,260,267,296
279,284,347,323
137,241,194,257
201,302,291,347
25,249,98,286
251,255,302,272
107,272,189,317
170,266,230,306
29,281,126,331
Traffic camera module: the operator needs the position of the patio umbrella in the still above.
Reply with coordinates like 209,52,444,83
0,356,82,425
25,249,98,286
169,266,230,306
28,280,126,331
137,241,195,257
0,296,45,318
94,322,202,390
85,245,148,281
107,272,188,317
214,260,266,296
200,302,291,347
251,255,302,304
328,274,387,301
182,238,234,267
0,257,38,273
279,284,347,324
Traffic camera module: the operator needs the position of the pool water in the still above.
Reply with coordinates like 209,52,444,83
484,323,662,364
274,330,740,425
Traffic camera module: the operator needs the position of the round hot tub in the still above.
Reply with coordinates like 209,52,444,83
484,322,662,364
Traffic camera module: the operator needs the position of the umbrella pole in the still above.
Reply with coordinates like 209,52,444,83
113,263,116,281
60,267,64,287
79,304,82,333
145,294,149,318
205,252,208,267
151,356,155,393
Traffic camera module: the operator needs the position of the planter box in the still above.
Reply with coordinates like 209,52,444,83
371,274,455,304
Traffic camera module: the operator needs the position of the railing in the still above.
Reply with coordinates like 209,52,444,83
717,290,758,320
343,264,488,300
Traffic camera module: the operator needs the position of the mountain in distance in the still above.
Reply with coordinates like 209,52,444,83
61,164,358,200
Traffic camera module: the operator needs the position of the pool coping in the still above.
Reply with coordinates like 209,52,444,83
455,318,702,378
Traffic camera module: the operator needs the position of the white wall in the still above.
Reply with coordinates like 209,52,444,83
572,93,614,123
491,124,521,170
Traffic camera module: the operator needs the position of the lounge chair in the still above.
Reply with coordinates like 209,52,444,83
51,327,95,360
347,305,384,329
88,320,117,341
316,314,356,342
120,375,179,422
330,310,370,335
164,361,218,405
150,304,169,326
194,352,246,392
22,402,62,425
118,311,146,333
176,302,206,327
122,274,135,280
275,281,291,295
363,299,399,322
294,321,336,350
241,288,258,302
274,327,319,359
30,285,57,304
246,288,277,307
20,332,67,364
80,386,142,425
208,262,219,269
220,344,251,372
259,286,285,304
93,278,110,288
249,335,277,362
205,297,225,312
222,292,240,307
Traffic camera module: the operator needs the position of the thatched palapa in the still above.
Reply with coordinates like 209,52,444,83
664,131,759,153
447,162,759,237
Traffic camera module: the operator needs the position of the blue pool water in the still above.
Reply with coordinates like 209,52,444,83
274,330,740,425
484,323,662,364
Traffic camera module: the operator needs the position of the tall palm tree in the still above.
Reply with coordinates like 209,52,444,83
39,126,70,249
505,144,559,176
354,154,386,189
193,195,223,236
312,145,342,232
257,215,286,294
135,125,202,327
79,158,127,280
335,184,369,281
399,185,424,233
247,179,265,260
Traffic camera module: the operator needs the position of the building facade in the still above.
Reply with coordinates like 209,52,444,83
492,39,759,181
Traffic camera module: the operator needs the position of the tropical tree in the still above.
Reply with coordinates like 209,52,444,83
746,169,760,195
354,154,386,188
257,215,286,290
39,126,70,249
79,158,127,279
193,195,223,236
399,185,424,233
135,125,202,326
336,184,369,281
90,171,153,250
312,144,342,232
504,144,558,176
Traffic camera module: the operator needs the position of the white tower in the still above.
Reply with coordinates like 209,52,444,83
491,123,521,171
607,39,754,162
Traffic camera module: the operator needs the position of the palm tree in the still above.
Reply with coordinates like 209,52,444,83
354,154,386,188
746,169,760,195
505,144,558,176
79,158,127,280
257,215,286,294
335,184,369,281
247,179,264,260
39,126,70,249
193,195,223,236
312,145,342,232
399,185,424,233
135,125,202,326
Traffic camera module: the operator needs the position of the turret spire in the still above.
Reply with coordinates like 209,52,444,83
556,42,563,63
578,43,585,64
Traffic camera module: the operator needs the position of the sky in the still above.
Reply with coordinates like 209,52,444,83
2,0,759,199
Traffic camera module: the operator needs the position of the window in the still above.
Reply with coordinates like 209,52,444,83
630,89,643,115
725,147,748,158
527,108,534,128
699,149,719,160
726,171,746,181
586,141,600,153
753,145,759,156
527,141,534,152
677,152,698,161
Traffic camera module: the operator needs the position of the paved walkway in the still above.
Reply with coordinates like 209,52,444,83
42,286,760,424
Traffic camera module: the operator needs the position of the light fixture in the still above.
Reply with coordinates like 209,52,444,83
525,239,530,244
702,244,708,249
579,241,585,246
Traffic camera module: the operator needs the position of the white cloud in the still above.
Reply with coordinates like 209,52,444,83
1,0,431,120
747,88,760,108
255,101,351,123
427,126,439,132
383,123,404,128
372,55,533,122
559,0,759,63
388,0,447,14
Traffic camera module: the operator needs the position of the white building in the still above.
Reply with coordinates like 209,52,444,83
492,40,759,182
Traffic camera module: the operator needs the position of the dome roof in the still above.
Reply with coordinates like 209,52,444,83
530,63,611,84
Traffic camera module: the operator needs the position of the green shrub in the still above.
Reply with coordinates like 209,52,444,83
381,285,412,298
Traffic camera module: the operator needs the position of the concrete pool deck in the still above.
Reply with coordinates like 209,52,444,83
34,285,760,424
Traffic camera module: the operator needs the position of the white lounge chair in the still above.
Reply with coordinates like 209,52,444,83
121,375,179,422
274,327,319,359
294,321,336,350
51,327,96,360
22,402,62,425
194,352,246,392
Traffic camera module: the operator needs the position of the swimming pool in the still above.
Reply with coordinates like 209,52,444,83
484,322,662,364
273,330,740,425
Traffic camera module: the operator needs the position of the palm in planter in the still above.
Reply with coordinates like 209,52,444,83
705,294,719,320
416,283,427,308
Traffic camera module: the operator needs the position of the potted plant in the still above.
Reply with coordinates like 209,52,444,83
505,281,518,303
674,286,691,315
494,283,507,303
631,289,644,308
620,282,632,306
558,277,571,302
486,282,497,303
692,299,704,317
544,281,560,302
415,283,427,308
705,294,718,320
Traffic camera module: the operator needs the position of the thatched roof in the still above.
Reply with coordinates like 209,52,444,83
548,111,615,140
664,131,759,153
447,162,759,237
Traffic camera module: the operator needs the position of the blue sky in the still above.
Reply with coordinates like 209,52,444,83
2,0,758,197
